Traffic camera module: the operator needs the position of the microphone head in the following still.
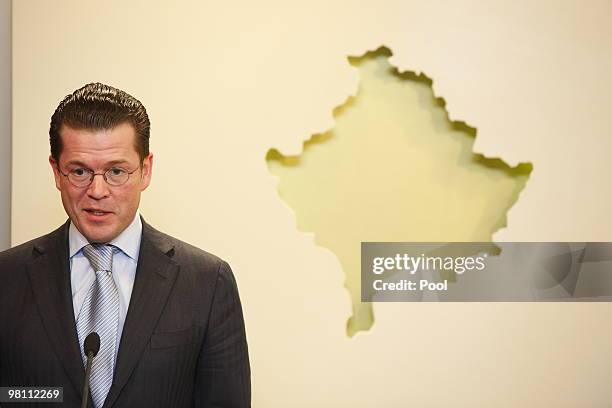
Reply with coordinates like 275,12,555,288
84,332,101,357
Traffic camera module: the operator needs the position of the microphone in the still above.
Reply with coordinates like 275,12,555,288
81,332,100,408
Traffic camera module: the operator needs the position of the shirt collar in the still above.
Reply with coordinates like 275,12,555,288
69,212,143,261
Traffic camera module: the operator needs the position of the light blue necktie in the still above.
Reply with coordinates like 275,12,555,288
76,244,120,408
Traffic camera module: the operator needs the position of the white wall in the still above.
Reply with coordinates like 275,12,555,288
0,0,10,251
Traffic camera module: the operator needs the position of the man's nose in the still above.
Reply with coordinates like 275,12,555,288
86,174,110,199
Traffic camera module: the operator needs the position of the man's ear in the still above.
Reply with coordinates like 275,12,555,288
140,152,153,191
49,155,62,191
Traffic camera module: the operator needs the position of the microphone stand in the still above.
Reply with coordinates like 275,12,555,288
81,332,99,408
81,350,94,408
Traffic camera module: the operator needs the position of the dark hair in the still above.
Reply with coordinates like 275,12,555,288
49,82,150,162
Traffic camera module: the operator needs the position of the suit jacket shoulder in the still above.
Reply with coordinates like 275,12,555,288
0,222,67,269
0,222,69,309
142,221,228,275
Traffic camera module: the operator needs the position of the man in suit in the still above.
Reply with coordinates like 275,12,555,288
0,83,251,407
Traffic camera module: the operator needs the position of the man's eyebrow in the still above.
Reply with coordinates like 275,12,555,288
105,160,130,166
64,160,89,167
64,159,130,167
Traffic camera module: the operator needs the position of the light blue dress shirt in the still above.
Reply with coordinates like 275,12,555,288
69,213,142,361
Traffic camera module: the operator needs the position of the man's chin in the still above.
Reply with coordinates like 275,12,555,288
85,232,115,244
77,223,117,244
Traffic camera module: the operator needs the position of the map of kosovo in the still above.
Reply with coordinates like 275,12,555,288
266,46,533,337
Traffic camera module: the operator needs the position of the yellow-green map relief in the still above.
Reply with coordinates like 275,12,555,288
266,46,532,337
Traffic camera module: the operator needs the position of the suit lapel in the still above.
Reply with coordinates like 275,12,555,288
103,220,178,408
26,221,85,398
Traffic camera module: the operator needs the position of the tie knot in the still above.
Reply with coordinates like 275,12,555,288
83,244,118,273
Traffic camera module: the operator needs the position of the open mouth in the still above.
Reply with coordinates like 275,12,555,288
83,209,112,217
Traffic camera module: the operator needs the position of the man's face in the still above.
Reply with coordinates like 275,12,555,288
49,122,153,243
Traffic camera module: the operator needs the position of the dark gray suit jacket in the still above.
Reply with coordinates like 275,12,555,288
0,219,250,407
